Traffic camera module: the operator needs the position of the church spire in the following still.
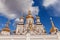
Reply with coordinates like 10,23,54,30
50,17,55,27
50,17,58,34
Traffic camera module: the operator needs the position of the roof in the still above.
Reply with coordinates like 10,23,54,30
2,26,10,32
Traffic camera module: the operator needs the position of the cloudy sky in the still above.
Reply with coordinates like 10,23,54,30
0,0,60,33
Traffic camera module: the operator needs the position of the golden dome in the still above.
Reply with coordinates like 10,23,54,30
2,22,10,32
2,26,10,32
50,26,57,33
26,10,34,19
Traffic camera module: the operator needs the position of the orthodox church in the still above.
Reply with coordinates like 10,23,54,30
0,10,60,40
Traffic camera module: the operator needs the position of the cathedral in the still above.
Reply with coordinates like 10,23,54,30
0,10,60,40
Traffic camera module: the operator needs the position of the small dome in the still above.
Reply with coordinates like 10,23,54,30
2,26,10,32
2,22,10,32
50,26,57,33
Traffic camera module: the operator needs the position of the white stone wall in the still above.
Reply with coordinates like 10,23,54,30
0,35,59,40
16,25,24,34
57,32,60,40
35,24,45,35
1,31,10,35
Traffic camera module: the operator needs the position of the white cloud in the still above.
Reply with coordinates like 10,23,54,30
0,0,17,19
15,18,20,22
43,0,57,7
43,0,60,17
0,0,39,20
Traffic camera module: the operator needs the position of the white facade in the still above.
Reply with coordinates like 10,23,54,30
0,10,60,40
0,34,60,40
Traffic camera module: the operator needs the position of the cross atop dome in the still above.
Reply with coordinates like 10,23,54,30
50,17,53,22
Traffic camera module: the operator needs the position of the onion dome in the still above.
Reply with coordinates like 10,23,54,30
50,26,57,33
2,22,10,32
26,10,34,19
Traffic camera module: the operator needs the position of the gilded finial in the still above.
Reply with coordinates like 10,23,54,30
50,17,52,20
28,10,31,15
50,17,53,22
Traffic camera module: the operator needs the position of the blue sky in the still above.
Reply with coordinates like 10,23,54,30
0,0,60,33
33,0,60,33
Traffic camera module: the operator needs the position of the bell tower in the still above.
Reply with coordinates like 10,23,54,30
16,16,24,35
36,16,46,35
36,16,41,24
